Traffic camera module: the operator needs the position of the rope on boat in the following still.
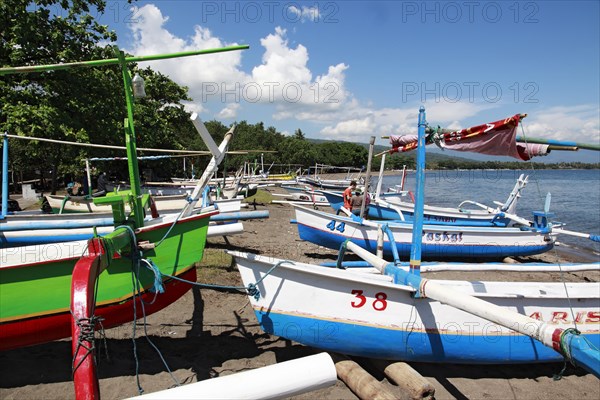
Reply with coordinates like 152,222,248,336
520,121,577,338
148,259,291,300
141,258,165,294
336,240,350,269
71,314,108,376
154,208,185,249
115,225,180,394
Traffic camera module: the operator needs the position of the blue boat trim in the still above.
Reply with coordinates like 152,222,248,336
253,308,600,364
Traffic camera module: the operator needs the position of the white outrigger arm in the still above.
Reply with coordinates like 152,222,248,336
180,113,236,218
457,174,529,216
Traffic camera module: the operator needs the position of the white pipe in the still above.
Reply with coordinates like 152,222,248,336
553,227,594,239
376,224,384,259
375,153,385,201
400,165,407,191
85,159,92,196
130,353,337,400
207,222,244,237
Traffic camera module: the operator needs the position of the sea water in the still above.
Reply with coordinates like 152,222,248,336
378,169,600,255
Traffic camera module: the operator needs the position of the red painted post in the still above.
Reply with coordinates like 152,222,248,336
70,238,108,400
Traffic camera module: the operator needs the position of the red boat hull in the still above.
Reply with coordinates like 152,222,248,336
0,268,196,351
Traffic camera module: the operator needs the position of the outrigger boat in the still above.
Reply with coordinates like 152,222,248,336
296,164,365,191
230,107,600,377
231,250,599,365
293,203,555,260
0,44,251,399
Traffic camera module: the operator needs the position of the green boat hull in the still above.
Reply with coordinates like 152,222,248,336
0,211,215,350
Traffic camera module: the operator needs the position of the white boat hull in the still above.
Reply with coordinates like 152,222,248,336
230,251,600,364
293,205,554,260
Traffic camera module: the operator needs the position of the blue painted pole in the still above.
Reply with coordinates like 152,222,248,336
562,332,600,378
1,133,8,219
408,107,427,277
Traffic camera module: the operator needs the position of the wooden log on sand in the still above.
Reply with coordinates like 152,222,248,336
331,354,397,400
371,360,435,400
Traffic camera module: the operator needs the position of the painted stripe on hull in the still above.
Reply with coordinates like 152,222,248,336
253,309,600,363
298,223,553,259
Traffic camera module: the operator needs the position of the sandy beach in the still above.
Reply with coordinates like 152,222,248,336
1,192,599,399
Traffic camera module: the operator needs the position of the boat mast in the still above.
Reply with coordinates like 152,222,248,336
114,47,144,227
408,106,427,278
360,136,375,218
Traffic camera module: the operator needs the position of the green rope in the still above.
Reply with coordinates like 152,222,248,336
115,224,180,394
560,327,580,363
336,240,350,269
553,360,568,381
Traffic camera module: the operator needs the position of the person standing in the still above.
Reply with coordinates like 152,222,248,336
350,190,363,215
342,180,357,212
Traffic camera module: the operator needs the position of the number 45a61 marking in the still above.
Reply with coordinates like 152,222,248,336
326,220,345,232
351,290,388,311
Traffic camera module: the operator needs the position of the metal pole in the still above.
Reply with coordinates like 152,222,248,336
0,45,250,76
408,107,427,278
1,133,8,219
375,153,386,200
360,136,375,218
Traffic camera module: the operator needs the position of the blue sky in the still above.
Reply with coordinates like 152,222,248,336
100,1,599,163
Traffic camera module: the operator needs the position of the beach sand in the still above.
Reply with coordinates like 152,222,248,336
1,196,599,399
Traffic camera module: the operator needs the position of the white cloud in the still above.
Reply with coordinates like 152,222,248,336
520,105,600,144
318,102,498,141
251,27,349,113
127,7,348,119
125,5,599,147
216,103,240,119
126,4,248,101
287,5,320,22
321,114,377,138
